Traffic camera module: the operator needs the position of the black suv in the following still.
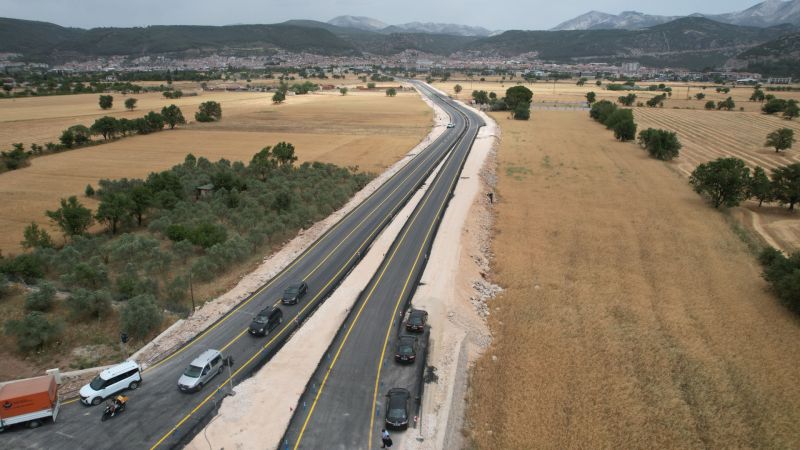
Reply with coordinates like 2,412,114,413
249,306,283,336
405,309,428,332
281,281,308,305
395,336,418,363
385,388,410,429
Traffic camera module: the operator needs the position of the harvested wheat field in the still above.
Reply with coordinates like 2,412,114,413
635,108,800,251
0,92,431,253
466,110,800,449
433,79,800,112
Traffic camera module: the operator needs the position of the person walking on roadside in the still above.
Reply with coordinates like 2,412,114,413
381,428,392,448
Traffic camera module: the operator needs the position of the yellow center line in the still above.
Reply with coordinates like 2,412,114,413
367,126,473,447
150,118,454,449
144,125,447,374
293,111,471,450
150,88,456,448
149,198,399,450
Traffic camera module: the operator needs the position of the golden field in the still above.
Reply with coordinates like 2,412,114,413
466,110,800,449
0,91,431,254
433,78,800,112
635,108,800,251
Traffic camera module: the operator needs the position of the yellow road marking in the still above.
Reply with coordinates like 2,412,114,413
150,119,453,449
367,129,472,446
293,111,471,449
62,398,79,405
144,128,447,374
150,202,398,449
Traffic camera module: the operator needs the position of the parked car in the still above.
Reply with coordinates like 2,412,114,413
405,309,428,333
79,360,141,406
0,374,60,432
385,388,411,429
178,349,224,392
281,281,308,305
249,306,283,336
395,336,418,363
446,123,455,128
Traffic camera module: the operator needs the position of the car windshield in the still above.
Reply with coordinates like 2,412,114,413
183,365,203,378
284,287,299,297
398,339,414,354
410,314,423,325
89,375,105,390
388,408,406,420
253,315,268,324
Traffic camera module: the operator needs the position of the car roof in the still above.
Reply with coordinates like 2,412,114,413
257,306,276,316
190,349,221,366
98,360,139,380
388,387,410,397
410,309,426,316
399,335,417,343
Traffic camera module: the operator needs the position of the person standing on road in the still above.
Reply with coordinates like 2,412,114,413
381,428,392,448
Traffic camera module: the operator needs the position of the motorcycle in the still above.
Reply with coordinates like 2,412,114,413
101,395,128,422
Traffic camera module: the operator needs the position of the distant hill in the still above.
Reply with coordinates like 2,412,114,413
327,15,388,32
327,15,497,36
383,22,495,37
471,17,793,69
552,11,679,31
0,18,359,61
732,32,800,76
552,0,800,30
1,16,795,70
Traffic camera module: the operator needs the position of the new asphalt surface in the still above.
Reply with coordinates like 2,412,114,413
283,84,484,450
0,82,475,450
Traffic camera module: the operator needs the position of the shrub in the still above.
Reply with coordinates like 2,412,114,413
195,101,222,122
4,312,63,353
705,101,716,110
21,222,54,250
589,100,617,123
24,281,55,312
638,128,681,161
120,294,162,339
603,109,633,130
67,288,112,320
759,247,800,312
613,119,637,141
689,157,751,208
0,253,46,282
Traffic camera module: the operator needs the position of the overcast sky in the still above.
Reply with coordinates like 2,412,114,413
1,0,763,30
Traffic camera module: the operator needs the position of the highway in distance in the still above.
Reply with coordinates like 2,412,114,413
284,83,484,450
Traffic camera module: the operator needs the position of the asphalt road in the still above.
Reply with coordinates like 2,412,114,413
0,82,474,450
283,84,484,450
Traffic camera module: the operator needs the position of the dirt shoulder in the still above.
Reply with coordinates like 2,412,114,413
466,110,800,448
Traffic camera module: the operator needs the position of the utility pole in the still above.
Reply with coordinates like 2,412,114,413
189,269,195,314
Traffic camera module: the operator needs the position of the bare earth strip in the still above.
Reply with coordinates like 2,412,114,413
466,110,800,449
0,93,430,254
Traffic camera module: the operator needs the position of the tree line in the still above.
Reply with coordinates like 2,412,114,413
0,146,372,354
467,85,532,120
1,100,222,174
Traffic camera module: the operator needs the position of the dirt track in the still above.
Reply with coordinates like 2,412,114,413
466,110,800,449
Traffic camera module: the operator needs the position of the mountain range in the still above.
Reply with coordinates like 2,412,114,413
327,15,497,37
553,0,800,30
1,15,799,76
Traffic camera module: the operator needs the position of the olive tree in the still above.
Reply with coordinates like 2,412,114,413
689,157,751,208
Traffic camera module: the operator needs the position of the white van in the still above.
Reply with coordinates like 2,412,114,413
79,361,142,406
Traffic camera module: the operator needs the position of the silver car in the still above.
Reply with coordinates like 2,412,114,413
178,349,224,392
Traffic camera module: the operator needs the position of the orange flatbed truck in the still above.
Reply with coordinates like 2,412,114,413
0,374,60,432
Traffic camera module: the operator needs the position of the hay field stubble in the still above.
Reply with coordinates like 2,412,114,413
466,110,800,449
0,92,431,253
433,79,800,112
